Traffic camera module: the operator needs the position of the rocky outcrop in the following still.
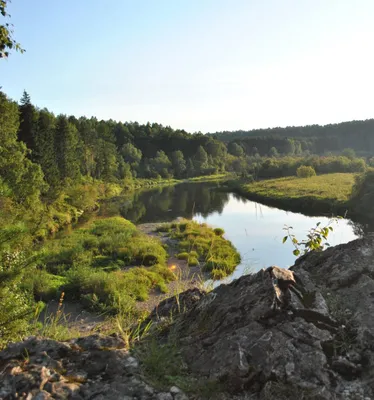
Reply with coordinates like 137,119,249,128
0,335,188,400
170,234,374,399
1,235,374,399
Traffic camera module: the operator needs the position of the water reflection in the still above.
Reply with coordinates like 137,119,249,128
100,182,369,275
100,182,230,223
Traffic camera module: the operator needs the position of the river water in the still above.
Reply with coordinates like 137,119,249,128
103,181,361,278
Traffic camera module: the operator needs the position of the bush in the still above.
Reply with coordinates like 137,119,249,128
188,257,199,266
213,228,225,236
177,252,189,260
296,165,316,178
64,264,175,313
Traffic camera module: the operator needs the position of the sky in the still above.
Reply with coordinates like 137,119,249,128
1,0,374,133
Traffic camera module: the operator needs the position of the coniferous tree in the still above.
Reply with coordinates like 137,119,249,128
34,110,60,189
54,115,80,181
18,90,38,152
0,92,44,206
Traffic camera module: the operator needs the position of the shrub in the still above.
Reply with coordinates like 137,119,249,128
213,228,225,236
188,257,199,266
296,165,316,178
177,252,189,260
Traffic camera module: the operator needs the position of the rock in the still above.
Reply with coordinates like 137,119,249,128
33,390,51,400
2,235,374,399
157,393,173,400
0,334,178,400
168,234,374,399
148,288,206,322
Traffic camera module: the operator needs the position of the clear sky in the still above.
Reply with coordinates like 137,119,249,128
1,0,374,133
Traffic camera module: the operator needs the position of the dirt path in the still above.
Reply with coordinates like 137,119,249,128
38,300,107,333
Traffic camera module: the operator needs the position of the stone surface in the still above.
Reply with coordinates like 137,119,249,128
169,234,374,399
1,235,374,399
0,334,178,400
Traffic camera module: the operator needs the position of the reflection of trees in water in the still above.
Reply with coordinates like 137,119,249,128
113,182,231,223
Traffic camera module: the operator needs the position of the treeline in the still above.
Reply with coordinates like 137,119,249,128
253,155,367,179
1,88,371,241
14,90,230,193
211,119,374,155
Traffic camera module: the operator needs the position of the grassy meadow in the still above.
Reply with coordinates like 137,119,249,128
235,173,356,215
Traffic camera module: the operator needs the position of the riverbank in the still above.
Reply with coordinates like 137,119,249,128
130,173,233,189
232,173,356,217
32,217,239,343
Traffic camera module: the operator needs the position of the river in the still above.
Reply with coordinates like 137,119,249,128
101,181,362,279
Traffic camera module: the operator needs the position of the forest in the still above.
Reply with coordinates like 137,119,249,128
211,119,374,156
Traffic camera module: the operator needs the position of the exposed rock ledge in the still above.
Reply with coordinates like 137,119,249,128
2,234,374,399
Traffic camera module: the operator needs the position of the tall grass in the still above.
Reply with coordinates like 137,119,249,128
29,217,175,315
158,220,240,279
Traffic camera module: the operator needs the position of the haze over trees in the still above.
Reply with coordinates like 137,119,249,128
210,119,374,156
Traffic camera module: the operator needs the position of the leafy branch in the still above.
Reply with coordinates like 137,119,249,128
283,217,341,256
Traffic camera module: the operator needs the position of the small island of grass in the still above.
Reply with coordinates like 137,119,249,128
157,220,240,280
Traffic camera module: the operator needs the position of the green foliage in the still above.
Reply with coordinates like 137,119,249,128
211,268,226,280
213,227,225,236
283,219,339,256
187,256,199,266
64,263,174,312
43,217,167,271
23,270,67,301
269,146,279,157
40,217,172,313
296,165,316,178
342,148,356,159
164,220,240,279
254,155,366,179
0,0,24,58
55,116,81,181
228,142,244,157
177,252,189,260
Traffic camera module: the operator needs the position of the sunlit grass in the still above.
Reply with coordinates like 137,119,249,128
241,173,356,204
158,220,240,279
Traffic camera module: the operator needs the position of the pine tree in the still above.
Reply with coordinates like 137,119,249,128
18,90,38,152
54,115,80,181
33,110,60,190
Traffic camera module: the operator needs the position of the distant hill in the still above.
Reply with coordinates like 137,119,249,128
209,119,374,155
